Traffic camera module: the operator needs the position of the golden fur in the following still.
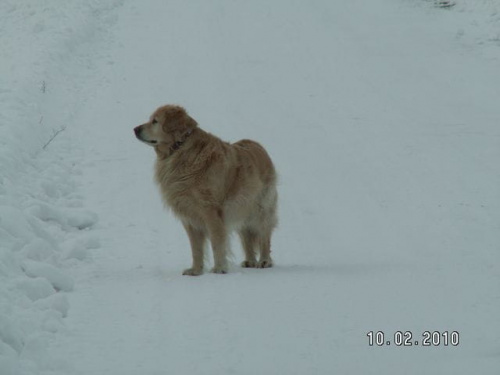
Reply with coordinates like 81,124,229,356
134,105,278,275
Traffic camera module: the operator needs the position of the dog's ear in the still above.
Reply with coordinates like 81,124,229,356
163,106,198,133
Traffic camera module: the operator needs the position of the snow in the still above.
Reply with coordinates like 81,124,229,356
0,1,122,373
1,0,499,374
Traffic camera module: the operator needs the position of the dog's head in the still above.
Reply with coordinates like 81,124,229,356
134,105,197,150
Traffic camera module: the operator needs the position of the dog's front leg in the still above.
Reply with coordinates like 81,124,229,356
182,222,206,276
205,210,229,274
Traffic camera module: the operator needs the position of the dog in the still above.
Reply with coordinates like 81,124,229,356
134,105,278,275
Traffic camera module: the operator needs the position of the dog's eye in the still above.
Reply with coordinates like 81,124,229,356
152,119,158,124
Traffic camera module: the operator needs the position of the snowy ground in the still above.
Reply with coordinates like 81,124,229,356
1,1,499,374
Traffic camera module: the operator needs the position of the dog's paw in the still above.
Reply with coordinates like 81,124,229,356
210,265,228,274
182,267,203,276
241,260,258,268
257,259,273,268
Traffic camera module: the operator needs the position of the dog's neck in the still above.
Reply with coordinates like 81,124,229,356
171,129,193,152
155,129,195,160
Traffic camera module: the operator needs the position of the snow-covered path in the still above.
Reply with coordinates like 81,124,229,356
41,1,500,374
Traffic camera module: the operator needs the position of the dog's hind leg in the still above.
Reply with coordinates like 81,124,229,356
257,231,273,268
182,222,206,276
238,227,258,268
256,188,277,269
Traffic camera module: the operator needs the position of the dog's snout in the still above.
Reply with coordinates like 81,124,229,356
134,126,141,137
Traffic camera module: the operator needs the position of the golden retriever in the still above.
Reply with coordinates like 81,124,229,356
134,105,278,275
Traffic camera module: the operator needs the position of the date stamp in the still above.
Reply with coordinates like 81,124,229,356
367,331,459,347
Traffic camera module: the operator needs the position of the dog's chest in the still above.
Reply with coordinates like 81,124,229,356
155,164,196,209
